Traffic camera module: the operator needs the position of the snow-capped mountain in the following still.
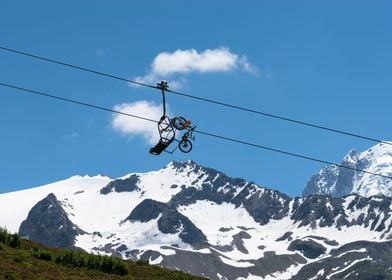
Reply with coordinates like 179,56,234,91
1,160,392,280
303,142,392,198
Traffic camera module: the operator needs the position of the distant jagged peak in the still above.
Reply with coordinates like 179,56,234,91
167,160,202,172
303,141,392,198
170,159,198,168
342,149,359,164
167,161,280,201
166,160,220,180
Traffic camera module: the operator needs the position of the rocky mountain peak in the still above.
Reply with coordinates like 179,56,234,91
165,160,250,192
19,193,84,248
342,149,358,163
167,160,205,175
303,142,392,197
170,159,198,169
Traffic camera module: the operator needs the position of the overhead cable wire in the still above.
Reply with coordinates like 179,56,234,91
0,45,390,147
168,89,392,146
1,81,391,181
0,46,157,89
195,130,392,180
0,82,157,123
1,45,390,146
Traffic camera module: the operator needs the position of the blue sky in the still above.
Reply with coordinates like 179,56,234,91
1,1,392,196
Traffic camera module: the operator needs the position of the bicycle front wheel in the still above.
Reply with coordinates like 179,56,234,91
172,117,187,130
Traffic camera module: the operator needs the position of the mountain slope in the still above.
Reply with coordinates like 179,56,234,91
303,142,392,197
1,160,392,279
0,228,205,280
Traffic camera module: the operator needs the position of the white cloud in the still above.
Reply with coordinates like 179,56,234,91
111,101,167,145
133,47,258,89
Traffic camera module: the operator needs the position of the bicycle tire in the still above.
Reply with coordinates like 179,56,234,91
172,117,187,130
178,139,193,153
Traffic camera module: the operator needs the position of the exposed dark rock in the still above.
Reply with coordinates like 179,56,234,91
324,239,339,246
288,239,326,259
276,231,293,242
19,193,85,249
157,208,207,248
210,232,252,254
237,226,254,231
117,244,128,251
292,240,392,280
159,247,306,280
303,235,339,246
239,188,290,225
92,242,122,258
289,194,392,233
232,231,251,254
125,199,167,223
100,174,140,194
291,195,346,228
140,250,161,262
219,227,233,232
73,190,84,195
92,231,102,238
125,249,140,260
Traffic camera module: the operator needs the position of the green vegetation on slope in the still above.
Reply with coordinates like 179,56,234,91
0,228,206,280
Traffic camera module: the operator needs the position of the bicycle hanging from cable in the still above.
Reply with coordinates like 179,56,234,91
149,81,196,155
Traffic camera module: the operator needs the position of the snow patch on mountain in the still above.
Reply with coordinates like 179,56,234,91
178,201,258,246
0,175,111,232
75,215,191,258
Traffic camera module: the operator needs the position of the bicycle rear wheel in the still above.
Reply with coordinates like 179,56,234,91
178,139,193,153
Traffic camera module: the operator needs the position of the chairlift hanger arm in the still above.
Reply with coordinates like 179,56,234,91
157,80,169,117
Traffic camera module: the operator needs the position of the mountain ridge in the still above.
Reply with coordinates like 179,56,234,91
1,159,392,279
